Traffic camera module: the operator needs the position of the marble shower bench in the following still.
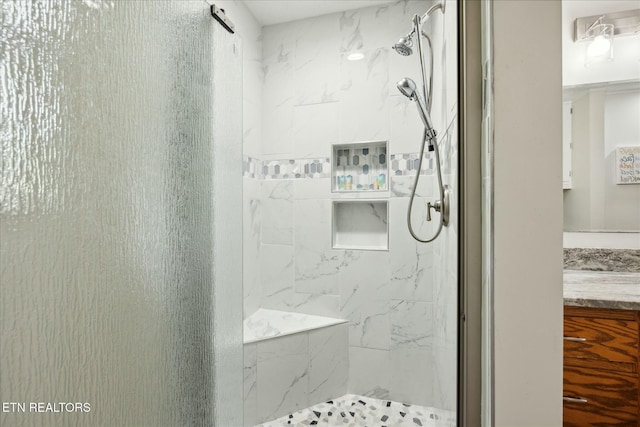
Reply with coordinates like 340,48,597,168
243,309,349,426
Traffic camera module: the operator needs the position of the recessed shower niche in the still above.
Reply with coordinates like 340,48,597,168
332,141,388,193
332,200,389,251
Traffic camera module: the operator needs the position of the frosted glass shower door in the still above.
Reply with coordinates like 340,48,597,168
0,1,242,426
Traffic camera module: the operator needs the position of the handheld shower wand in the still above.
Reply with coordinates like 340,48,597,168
396,78,437,141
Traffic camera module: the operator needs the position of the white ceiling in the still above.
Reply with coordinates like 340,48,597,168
242,0,395,26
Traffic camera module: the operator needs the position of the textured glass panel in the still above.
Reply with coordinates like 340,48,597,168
0,1,242,426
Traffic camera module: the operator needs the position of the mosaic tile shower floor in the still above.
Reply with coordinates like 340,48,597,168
256,394,455,427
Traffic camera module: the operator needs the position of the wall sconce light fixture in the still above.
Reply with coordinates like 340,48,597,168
585,17,614,66
574,8,640,68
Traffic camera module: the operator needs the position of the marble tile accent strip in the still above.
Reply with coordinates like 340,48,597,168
243,153,437,180
244,308,348,344
563,248,640,272
244,156,263,179
256,393,455,427
263,158,332,180
563,270,640,310
390,153,435,176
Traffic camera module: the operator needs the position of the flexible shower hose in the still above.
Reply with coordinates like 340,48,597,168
406,127,446,243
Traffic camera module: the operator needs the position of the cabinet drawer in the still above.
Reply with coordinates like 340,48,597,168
563,365,638,426
564,315,638,364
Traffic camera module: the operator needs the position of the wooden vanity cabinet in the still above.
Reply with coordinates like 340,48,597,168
563,306,640,426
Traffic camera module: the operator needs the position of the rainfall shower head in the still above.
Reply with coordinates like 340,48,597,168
393,35,414,56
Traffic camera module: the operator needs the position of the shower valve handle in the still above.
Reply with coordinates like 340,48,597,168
426,200,442,222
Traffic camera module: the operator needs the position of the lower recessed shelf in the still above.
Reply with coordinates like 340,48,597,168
332,200,388,251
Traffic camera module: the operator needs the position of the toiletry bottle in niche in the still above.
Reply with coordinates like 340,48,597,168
346,175,353,190
362,147,370,190
338,176,346,190
378,173,386,190
361,170,369,190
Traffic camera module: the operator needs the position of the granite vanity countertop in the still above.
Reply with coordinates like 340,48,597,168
564,270,640,310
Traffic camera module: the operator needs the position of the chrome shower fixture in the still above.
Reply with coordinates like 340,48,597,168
392,1,448,244
393,35,414,56
396,78,436,139
396,77,418,99
422,1,445,22
392,1,445,58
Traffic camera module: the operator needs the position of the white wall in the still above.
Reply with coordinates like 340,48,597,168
212,1,265,318
492,1,564,426
214,1,263,158
564,231,640,249
562,0,640,87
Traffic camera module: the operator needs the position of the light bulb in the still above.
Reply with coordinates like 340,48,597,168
584,23,614,67
587,35,611,57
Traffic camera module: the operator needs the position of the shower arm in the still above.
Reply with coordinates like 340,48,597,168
419,1,445,26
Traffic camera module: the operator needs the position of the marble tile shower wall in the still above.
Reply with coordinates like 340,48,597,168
246,0,459,410
238,1,264,319
431,1,458,412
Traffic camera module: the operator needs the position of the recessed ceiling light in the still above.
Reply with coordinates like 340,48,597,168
347,52,365,61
